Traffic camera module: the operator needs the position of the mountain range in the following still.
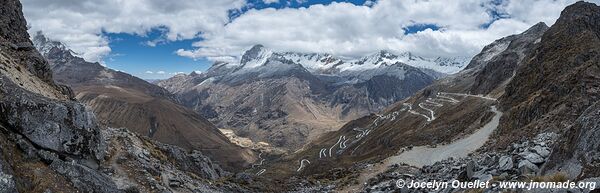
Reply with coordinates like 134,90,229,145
252,2,600,192
31,32,254,170
1,0,599,192
157,45,465,150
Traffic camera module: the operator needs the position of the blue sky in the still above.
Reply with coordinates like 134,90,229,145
104,30,207,79
23,0,579,80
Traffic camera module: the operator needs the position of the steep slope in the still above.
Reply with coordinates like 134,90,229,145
0,1,250,192
295,20,548,167
158,45,437,150
254,20,550,191
32,33,254,170
493,1,600,179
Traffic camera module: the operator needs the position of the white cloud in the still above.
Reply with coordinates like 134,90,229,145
263,0,279,4
21,0,245,62
145,71,154,74
179,0,600,60
156,71,166,74
21,0,600,63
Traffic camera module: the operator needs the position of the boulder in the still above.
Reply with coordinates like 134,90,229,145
0,80,107,160
50,160,122,193
474,174,493,182
498,156,513,171
0,173,16,193
466,160,476,179
531,146,551,158
518,160,539,175
522,152,545,164
580,177,600,193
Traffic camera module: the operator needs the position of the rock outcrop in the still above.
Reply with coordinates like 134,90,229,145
496,1,600,159
0,0,248,192
363,133,565,193
1,0,119,191
546,101,600,179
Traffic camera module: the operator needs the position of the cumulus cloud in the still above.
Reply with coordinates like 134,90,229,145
156,71,166,74
145,71,154,74
21,0,600,63
21,0,245,62
179,0,600,60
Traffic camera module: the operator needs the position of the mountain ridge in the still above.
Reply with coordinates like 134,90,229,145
32,32,255,170
204,44,469,75
158,44,439,150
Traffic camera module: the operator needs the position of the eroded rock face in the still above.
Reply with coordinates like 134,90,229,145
0,0,120,191
467,22,548,95
0,0,61,87
100,128,245,192
492,1,600,179
0,80,106,160
1,0,106,162
0,1,240,192
546,101,600,178
497,1,600,149
0,148,17,193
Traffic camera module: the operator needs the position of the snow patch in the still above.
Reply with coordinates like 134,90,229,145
480,41,510,62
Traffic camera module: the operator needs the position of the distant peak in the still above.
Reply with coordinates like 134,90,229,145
250,44,265,50
240,44,273,67
364,50,397,60
32,31,48,44
189,71,200,76
32,31,68,56
532,22,548,29
243,44,267,56
378,50,396,57
522,22,549,35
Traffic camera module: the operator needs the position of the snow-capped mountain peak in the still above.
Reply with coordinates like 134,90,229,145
396,52,470,74
335,50,403,72
233,45,470,75
239,44,273,69
32,31,69,56
277,52,343,72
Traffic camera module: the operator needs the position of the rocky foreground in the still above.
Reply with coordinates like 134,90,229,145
364,133,599,193
0,0,251,192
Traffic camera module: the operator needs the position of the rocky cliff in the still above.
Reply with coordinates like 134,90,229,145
0,0,249,192
494,1,600,180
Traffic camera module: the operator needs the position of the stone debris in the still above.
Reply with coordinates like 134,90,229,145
363,133,569,193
